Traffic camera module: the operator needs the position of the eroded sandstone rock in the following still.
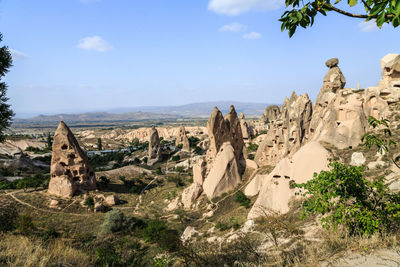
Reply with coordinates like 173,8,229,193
203,142,241,199
181,182,203,209
147,127,161,166
176,125,190,151
248,141,330,218
48,121,96,198
255,92,312,166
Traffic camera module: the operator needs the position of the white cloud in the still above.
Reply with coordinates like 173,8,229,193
208,0,284,15
219,22,246,32
9,49,28,60
77,36,111,52
243,32,262,39
358,20,379,32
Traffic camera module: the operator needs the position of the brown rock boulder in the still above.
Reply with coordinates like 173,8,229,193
48,121,96,198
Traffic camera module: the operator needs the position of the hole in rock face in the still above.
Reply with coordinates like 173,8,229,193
284,176,290,179
273,175,281,179
89,171,94,176
60,162,67,167
68,154,76,159
349,146,352,149
61,144,68,150
65,170,71,175
73,170,78,176
337,121,341,126
73,177,80,182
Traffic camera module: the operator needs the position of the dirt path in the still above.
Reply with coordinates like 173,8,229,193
4,190,89,217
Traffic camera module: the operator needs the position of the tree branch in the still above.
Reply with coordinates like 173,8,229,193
323,3,370,18
361,0,371,11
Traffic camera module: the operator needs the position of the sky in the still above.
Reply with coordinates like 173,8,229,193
1,0,400,117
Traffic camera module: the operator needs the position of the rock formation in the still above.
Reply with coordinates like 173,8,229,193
260,105,280,124
247,141,330,218
203,142,241,199
193,157,207,185
48,121,96,198
308,58,368,149
147,127,161,166
240,112,251,141
176,125,190,151
255,92,312,166
206,107,232,161
181,182,203,209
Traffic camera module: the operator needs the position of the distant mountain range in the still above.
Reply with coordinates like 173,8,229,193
14,101,271,124
108,101,270,117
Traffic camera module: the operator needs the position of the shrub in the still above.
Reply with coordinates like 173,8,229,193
175,166,184,173
167,176,185,187
0,203,18,232
215,221,230,231
188,136,200,148
101,209,126,233
176,144,183,149
248,154,255,160
100,210,144,234
41,228,59,240
171,155,180,162
142,220,167,243
155,167,163,175
247,143,259,152
84,196,94,209
193,146,202,155
234,190,251,208
16,215,35,235
95,243,121,266
295,161,400,235
157,229,181,252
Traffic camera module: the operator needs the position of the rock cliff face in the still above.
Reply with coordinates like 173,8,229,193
255,92,312,166
176,125,190,151
248,141,330,218
260,105,280,124
48,121,96,198
147,127,161,166
247,54,400,217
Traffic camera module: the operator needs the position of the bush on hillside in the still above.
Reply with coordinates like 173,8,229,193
295,161,400,235
0,203,18,232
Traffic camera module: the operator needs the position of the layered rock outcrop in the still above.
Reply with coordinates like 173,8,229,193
176,125,190,151
147,127,161,166
48,121,96,198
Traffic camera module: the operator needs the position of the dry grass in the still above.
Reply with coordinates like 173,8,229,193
0,233,91,267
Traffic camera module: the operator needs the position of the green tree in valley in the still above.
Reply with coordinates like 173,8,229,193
280,0,400,37
0,33,15,142
46,132,53,150
97,138,103,151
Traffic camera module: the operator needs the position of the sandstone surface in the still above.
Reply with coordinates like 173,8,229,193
48,121,96,198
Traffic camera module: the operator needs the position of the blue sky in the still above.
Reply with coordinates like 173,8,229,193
1,0,400,117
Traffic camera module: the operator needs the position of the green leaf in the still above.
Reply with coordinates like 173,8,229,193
348,0,358,7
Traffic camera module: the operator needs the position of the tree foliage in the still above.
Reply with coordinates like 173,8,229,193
361,116,400,168
280,0,400,37
0,33,14,141
295,161,400,235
